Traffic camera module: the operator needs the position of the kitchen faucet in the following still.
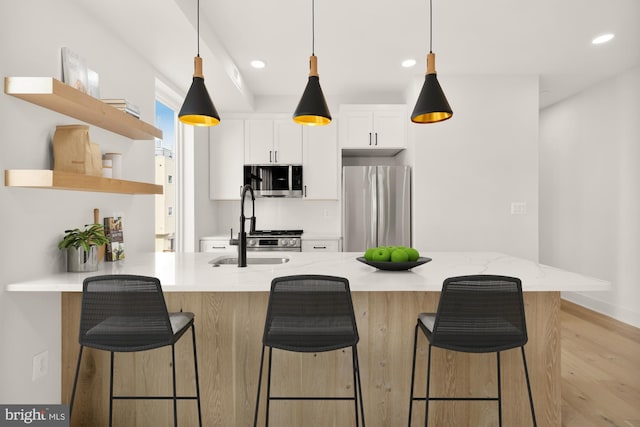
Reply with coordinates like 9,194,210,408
229,184,256,267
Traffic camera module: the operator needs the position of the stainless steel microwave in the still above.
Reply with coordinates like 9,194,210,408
243,165,303,197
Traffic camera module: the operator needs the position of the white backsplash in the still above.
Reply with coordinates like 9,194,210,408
210,199,340,237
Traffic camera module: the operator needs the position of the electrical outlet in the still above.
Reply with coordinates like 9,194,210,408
32,350,48,381
510,202,527,215
323,209,329,218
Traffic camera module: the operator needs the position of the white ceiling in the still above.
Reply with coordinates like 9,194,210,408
76,0,640,111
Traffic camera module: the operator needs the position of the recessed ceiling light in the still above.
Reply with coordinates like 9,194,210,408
592,33,614,45
402,59,417,68
251,60,266,69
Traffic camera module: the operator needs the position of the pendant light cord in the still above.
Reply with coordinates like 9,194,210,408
197,0,200,56
429,0,433,53
312,0,315,55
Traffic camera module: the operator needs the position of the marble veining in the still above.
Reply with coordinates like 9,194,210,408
5,251,609,293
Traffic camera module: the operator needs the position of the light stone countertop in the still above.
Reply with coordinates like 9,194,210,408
5,251,609,293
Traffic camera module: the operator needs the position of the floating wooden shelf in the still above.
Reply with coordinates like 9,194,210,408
4,77,163,140
5,170,163,195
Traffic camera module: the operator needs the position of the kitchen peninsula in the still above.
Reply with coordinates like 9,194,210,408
7,251,608,426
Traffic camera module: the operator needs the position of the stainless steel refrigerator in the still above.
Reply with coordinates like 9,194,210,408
342,165,411,252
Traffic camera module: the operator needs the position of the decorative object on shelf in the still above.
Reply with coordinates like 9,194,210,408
411,0,453,124
52,125,102,176
101,159,112,178
61,47,88,94
292,0,331,126
104,216,125,261
103,152,122,179
356,256,432,271
87,69,100,98
178,0,220,127
58,223,109,272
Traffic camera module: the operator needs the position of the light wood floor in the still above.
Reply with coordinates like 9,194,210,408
561,300,640,427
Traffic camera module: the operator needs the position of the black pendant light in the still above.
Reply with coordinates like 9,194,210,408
411,0,452,124
293,0,331,126
179,0,220,127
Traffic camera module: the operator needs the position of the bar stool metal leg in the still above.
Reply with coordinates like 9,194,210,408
191,325,203,427
351,347,359,427
521,347,538,427
171,344,178,427
497,351,502,427
408,322,419,427
69,345,84,419
352,345,366,427
109,352,115,427
265,347,273,427
253,345,266,427
424,344,433,427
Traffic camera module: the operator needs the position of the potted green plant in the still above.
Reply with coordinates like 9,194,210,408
58,223,110,272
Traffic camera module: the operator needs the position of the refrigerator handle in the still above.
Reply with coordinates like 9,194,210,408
370,167,378,247
377,167,386,245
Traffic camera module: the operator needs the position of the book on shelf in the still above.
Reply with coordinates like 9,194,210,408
104,216,125,261
101,99,140,118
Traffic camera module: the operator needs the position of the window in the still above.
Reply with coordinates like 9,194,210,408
155,100,176,252
155,78,196,253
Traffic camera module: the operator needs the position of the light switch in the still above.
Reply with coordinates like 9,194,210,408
511,202,527,215
32,350,48,381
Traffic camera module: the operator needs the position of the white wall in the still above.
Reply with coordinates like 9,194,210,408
407,75,540,260
540,66,640,327
0,0,160,402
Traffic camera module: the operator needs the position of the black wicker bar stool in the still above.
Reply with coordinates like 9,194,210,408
253,275,366,426
69,275,202,427
408,275,537,427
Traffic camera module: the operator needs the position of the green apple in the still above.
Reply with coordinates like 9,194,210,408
372,247,391,262
391,248,409,262
364,247,376,261
406,248,420,262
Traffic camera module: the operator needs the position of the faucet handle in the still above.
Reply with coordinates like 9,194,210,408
229,228,238,245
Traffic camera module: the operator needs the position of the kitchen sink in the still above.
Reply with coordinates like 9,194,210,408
209,256,290,267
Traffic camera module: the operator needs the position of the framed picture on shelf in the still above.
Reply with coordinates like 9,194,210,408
87,68,100,98
61,46,88,94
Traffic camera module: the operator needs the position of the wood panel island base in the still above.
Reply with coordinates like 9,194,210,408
10,252,608,426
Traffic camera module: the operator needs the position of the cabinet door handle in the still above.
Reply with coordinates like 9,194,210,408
269,150,272,162
369,132,372,146
275,150,278,163
304,185,307,197
313,246,327,249
375,132,378,146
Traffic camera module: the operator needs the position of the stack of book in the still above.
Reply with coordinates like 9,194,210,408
101,99,140,118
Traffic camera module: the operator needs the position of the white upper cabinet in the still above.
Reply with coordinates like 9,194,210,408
303,121,338,200
244,118,302,164
210,119,244,200
274,119,303,163
339,105,407,155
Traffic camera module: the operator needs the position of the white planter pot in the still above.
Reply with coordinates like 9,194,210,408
67,246,99,272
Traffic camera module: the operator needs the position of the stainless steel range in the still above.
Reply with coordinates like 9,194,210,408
246,230,303,252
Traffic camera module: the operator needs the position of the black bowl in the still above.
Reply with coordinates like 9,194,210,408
356,256,432,271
